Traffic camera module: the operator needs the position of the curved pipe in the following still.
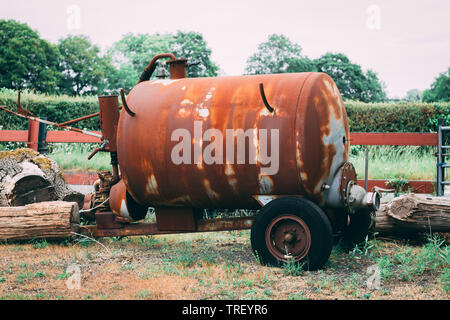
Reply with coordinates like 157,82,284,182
259,83,275,113
137,53,177,84
120,89,135,117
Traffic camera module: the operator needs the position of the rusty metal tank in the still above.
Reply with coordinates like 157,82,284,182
116,72,350,210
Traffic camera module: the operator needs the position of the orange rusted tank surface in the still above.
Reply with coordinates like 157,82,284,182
116,72,349,209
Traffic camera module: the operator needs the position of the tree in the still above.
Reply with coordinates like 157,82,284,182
107,31,219,91
405,89,422,101
57,35,113,95
422,68,450,102
285,56,317,73
0,19,60,93
107,33,174,90
245,34,310,75
314,53,386,102
172,31,219,78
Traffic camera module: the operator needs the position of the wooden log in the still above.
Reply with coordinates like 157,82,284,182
0,201,79,241
0,148,84,208
375,194,450,236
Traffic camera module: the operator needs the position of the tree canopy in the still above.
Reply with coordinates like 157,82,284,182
245,34,387,102
422,68,450,102
314,53,386,102
0,19,60,93
107,31,219,90
57,35,113,95
245,34,308,75
0,20,219,95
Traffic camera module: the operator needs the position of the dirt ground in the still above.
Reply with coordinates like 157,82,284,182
0,231,448,300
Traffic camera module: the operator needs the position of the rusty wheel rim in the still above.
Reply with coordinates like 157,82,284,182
265,215,311,262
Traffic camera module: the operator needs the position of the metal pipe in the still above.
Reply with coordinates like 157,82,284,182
259,83,274,113
58,112,100,126
137,53,177,84
0,105,102,139
364,146,369,191
120,89,135,117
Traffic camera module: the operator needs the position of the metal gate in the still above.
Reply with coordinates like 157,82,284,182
437,118,449,196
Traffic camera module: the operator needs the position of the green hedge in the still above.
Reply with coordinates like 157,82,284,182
0,88,99,131
345,100,450,133
0,89,449,132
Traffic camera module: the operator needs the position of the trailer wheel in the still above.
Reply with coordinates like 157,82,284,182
251,196,333,271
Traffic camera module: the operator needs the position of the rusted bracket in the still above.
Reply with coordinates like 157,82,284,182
16,90,33,117
120,89,136,117
87,140,108,160
259,83,274,113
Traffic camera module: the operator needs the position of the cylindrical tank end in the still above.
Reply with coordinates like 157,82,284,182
110,179,148,221
324,162,380,213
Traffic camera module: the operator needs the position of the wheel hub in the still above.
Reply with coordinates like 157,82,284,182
265,214,312,262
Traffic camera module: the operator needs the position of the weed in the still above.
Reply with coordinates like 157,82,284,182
258,273,275,286
169,242,196,267
16,271,46,284
440,268,449,293
34,293,47,299
0,268,12,276
360,292,371,299
287,292,307,300
376,255,395,280
0,293,30,300
139,236,159,248
55,271,70,280
120,263,136,271
32,239,48,249
282,258,304,276
262,289,273,297
39,259,52,266
387,178,410,196
136,290,152,299
224,262,244,276
85,248,93,260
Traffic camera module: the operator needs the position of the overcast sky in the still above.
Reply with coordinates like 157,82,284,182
1,0,449,98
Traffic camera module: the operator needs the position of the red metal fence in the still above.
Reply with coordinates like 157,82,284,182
0,119,437,193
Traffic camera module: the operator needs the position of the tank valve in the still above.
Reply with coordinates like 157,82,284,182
346,181,381,213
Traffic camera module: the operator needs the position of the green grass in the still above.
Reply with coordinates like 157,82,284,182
350,145,441,181
46,143,110,171
15,271,47,284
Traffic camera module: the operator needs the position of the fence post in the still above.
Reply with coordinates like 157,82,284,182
26,118,39,152
37,117,48,154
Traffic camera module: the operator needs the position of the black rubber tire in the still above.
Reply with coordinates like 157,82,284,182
341,211,375,250
250,196,333,271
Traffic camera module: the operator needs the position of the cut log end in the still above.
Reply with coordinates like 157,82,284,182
0,148,84,208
